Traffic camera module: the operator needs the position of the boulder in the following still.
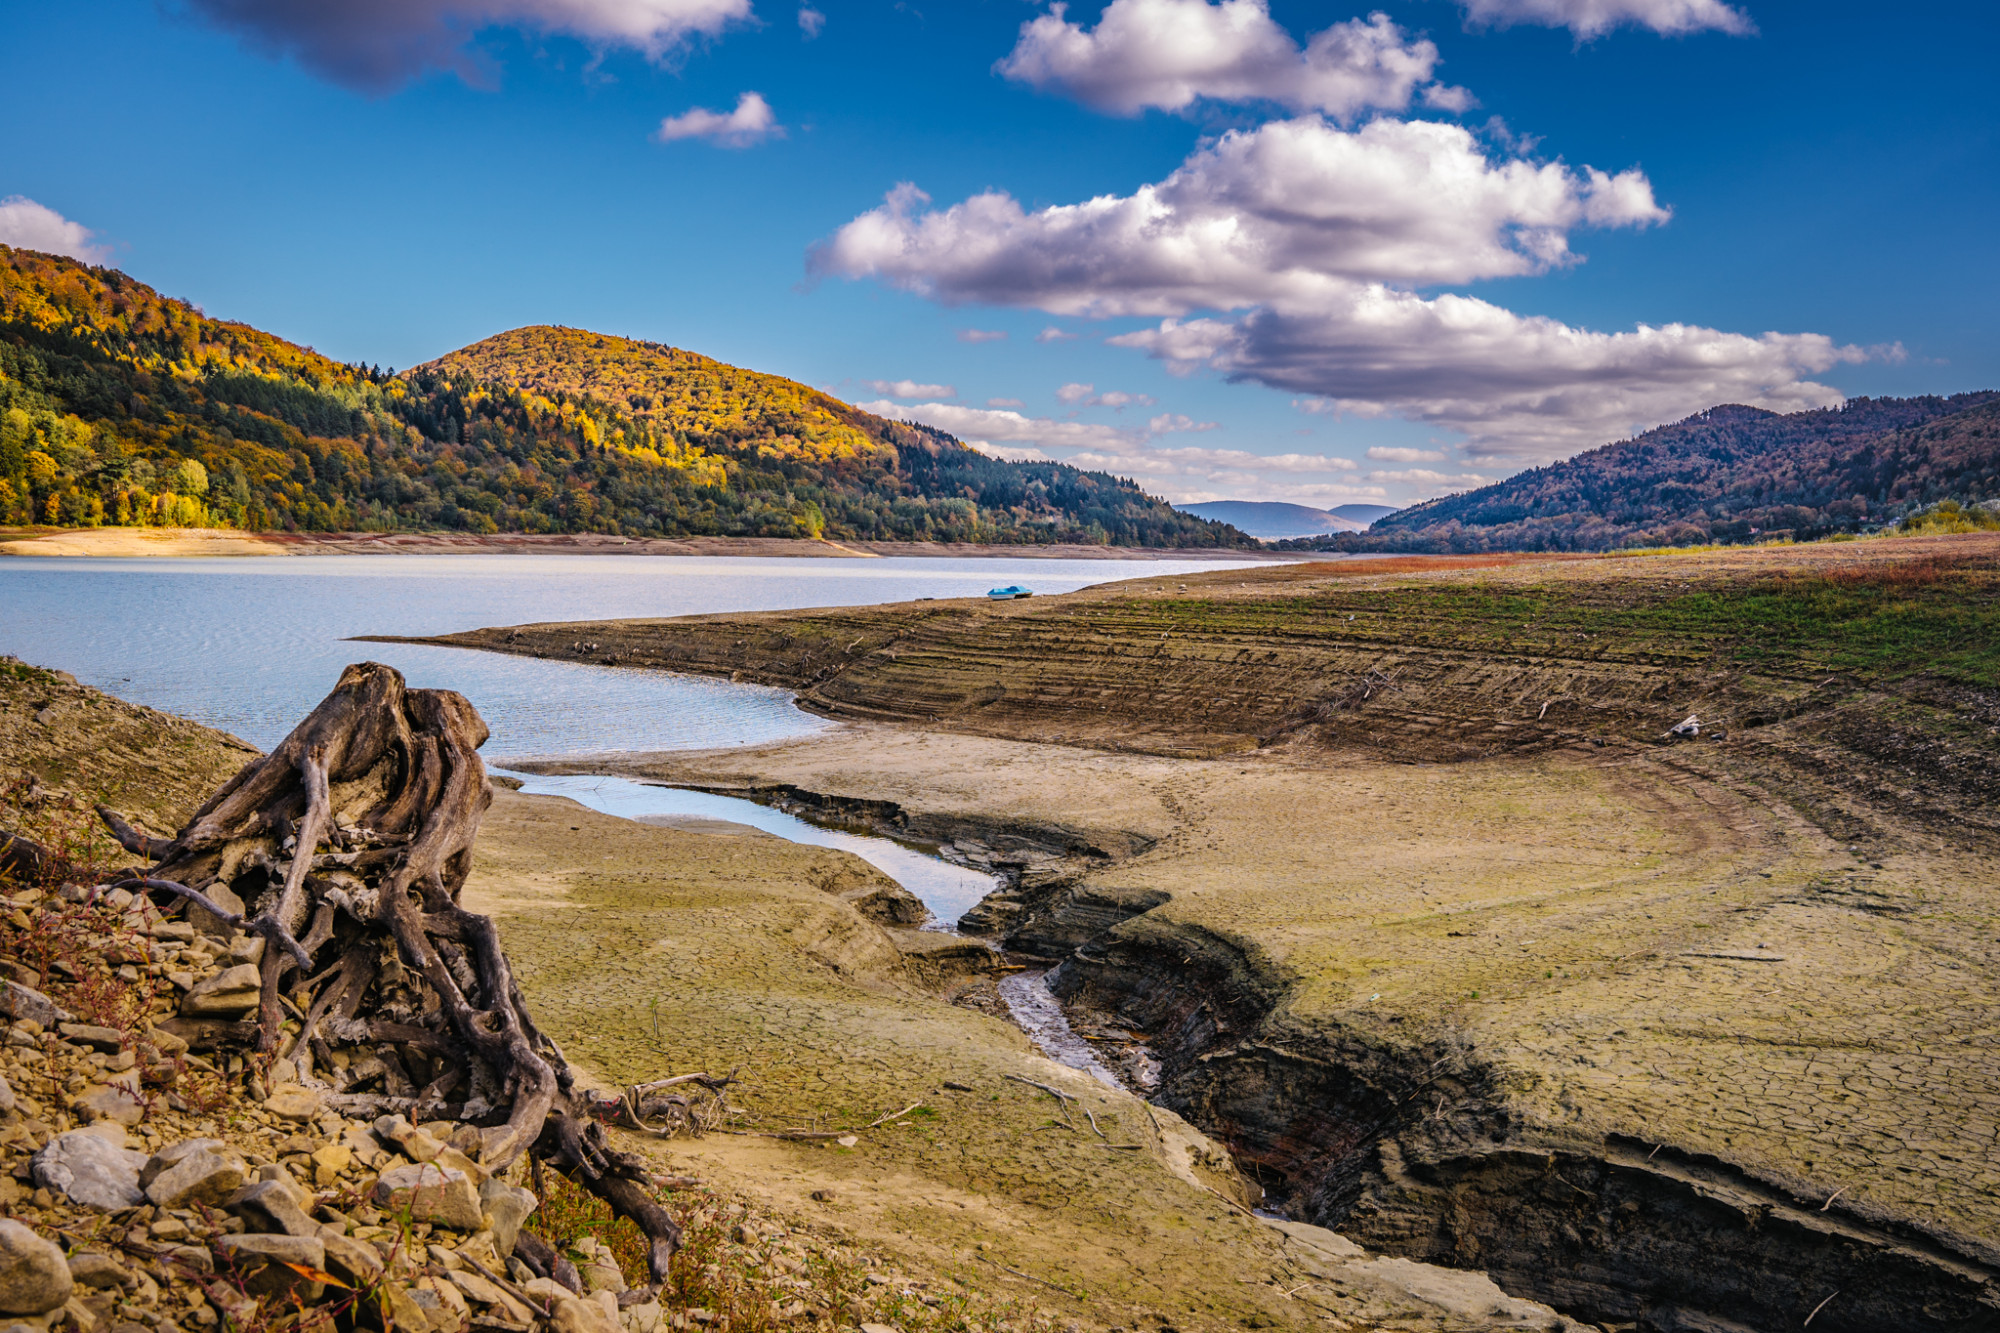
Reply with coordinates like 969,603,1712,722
374,1162,483,1231
55,1025,122,1054
0,1220,72,1314
179,965,260,1019
320,1235,384,1289
224,1180,317,1238
0,983,68,1029
261,1085,321,1122
69,1086,144,1129
62,1254,126,1292
139,1139,227,1189
478,1178,537,1258
31,1131,146,1211
574,1237,625,1295
551,1295,621,1333
215,1234,324,1268
145,1149,245,1209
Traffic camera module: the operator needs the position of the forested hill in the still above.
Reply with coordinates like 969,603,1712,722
0,247,1248,547
1292,393,2000,553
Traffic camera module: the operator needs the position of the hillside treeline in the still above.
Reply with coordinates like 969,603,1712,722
0,247,1247,548
1288,394,2000,554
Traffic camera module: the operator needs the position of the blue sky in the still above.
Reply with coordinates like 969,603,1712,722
2,0,1994,509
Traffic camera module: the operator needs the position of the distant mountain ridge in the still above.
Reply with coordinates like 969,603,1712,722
0,246,1249,548
1289,394,2000,553
1177,500,1363,538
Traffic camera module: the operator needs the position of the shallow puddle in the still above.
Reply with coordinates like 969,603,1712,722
998,969,1125,1088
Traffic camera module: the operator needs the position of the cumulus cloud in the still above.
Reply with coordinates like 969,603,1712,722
0,196,110,263
818,111,1879,462
797,4,824,37
957,328,1009,342
1035,326,1078,342
856,400,1140,452
182,0,752,92
1460,0,1753,38
1056,381,1094,404
866,378,955,399
1110,289,1875,460
998,1,1467,121
654,91,780,146
1057,382,1155,409
812,117,1667,315
1366,446,1446,462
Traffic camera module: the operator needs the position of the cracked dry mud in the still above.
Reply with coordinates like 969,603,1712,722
448,534,2000,1333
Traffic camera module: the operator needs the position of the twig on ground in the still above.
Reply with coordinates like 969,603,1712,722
1804,1290,1840,1326
1821,1186,1847,1211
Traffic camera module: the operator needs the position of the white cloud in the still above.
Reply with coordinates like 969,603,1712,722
988,397,1025,408
797,4,824,38
182,0,752,91
855,400,1142,452
1056,381,1094,404
819,111,1879,463
866,378,956,399
1366,467,1495,487
1057,381,1155,409
1111,290,1878,461
1366,445,1446,462
1147,413,1216,433
1036,326,1078,342
812,117,1667,315
0,196,110,263
1461,0,1753,38
998,1,1466,121
957,328,1009,342
654,92,781,146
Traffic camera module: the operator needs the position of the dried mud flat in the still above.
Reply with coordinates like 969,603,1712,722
442,534,2000,1333
0,661,1578,1333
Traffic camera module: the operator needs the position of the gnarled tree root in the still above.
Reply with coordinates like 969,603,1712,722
98,662,687,1286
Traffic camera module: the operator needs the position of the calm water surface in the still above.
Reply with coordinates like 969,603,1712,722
0,553,1274,756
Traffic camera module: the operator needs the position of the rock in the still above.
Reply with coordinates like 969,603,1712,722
478,1178,537,1258
261,1085,321,1122
374,1115,445,1163
552,1295,621,1333
146,1150,245,1210
0,1074,14,1116
374,1162,484,1231
320,1235,384,1289
0,1219,73,1314
858,1325,899,1333
0,983,68,1029
31,1131,146,1211
63,1255,126,1292
410,1277,469,1327
224,1181,317,1238
55,1026,122,1054
179,966,260,1019
309,1142,350,1187
376,1284,435,1333
139,1139,227,1189
186,883,243,941
445,1269,535,1324
69,1086,144,1129
622,1301,662,1333
574,1238,625,1295
215,1235,324,1268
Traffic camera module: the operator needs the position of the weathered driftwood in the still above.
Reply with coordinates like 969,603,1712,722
93,662,686,1285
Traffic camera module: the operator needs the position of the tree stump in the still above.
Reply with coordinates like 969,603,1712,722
97,662,686,1284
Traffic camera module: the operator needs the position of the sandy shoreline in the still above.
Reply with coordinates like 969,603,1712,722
0,525,1291,562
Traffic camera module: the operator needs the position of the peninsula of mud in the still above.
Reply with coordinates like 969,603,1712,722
390,533,2000,1333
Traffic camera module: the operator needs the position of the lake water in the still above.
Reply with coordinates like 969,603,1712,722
496,769,1001,926
0,552,1274,758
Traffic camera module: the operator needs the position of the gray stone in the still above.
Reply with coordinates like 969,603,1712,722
215,1234,324,1268
0,1074,14,1116
145,1149,245,1210
374,1162,483,1231
31,1131,147,1211
478,1178,537,1259
69,1086,144,1129
179,965,260,1018
319,1235,384,1288
261,1085,320,1122
0,1220,72,1314
138,1139,226,1190
0,984,67,1029
187,882,244,941
55,1026,122,1054
62,1254,126,1292
224,1180,317,1238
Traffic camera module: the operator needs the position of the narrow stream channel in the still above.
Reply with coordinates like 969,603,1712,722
497,769,1128,1085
